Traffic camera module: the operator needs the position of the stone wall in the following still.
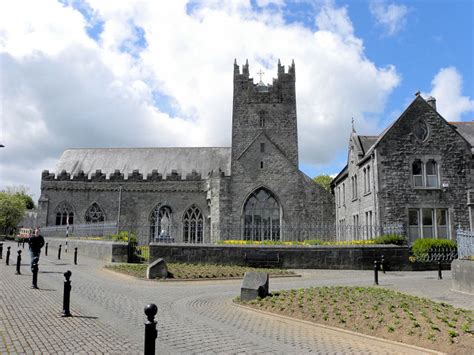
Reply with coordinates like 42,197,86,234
150,244,413,270
377,97,471,234
44,237,128,262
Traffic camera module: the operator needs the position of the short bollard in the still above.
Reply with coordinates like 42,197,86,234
22,239,25,249
45,242,48,256
17,240,20,248
6,246,11,265
58,244,62,260
32,260,39,289
74,248,78,265
0,242,3,259
144,303,158,355
65,241,68,253
16,250,22,275
381,255,386,274
62,270,72,317
373,260,379,285
438,261,443,280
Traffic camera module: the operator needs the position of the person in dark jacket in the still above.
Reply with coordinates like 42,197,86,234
28,228,45,268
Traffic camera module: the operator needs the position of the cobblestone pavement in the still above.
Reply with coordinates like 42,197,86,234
1,241,472,354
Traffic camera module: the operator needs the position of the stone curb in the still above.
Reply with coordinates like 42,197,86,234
103,267,301,282
232,301,445,355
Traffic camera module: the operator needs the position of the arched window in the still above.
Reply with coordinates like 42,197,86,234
55,201,74,226
85,203,105,223
243,188,280,241
183,205,203,243
150,205,173,242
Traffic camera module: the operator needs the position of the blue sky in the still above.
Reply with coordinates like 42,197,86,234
0,0,473,199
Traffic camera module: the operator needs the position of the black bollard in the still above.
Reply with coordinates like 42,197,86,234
31,260,39,289
74,248,78,265
438,261,442,280
381,255,386,274
65,241,68,253
0,242,3,259
22,239,25,249
6,246,11,265
17,240,20,248
16,250,22,275
45,242,48,256
144,303,158,355
62,270,72,317
58,244,62,260
373,260,379,285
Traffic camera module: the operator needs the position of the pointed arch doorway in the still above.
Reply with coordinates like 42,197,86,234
242,187,281,241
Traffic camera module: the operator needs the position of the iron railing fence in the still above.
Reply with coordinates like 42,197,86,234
41,222,117,238
456,228,474,259
215,223,405,243
39,222,406,245
416,247,458,263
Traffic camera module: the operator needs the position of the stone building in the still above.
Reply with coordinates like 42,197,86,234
38,61,335,244
332,94,474,243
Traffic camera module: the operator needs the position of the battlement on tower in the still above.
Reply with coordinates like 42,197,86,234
233,59,295,103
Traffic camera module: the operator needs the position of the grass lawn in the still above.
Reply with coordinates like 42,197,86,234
236,286,473,354
105,263,295,279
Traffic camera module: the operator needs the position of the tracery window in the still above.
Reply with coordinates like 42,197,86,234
150,205,173,242
85,203,105,223
243,187,280,241
55,201,74,226
183,205,203,243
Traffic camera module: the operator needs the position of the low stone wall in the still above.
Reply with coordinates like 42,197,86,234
150,244,415,270
451,259,474,294
44,238,128,263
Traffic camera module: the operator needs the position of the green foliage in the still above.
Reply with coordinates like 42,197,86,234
411,238,457,261
4,186,35,209
313,174,332,192
372,234,407,245
0,192,26,234
108,231,137,243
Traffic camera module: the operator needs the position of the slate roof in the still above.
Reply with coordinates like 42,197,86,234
55,147,231,178
357,135,378,155
450,122,474,147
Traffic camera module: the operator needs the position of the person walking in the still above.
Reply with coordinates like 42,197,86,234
28,228,45,268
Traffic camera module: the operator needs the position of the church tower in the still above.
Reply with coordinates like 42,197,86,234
231,60,298,168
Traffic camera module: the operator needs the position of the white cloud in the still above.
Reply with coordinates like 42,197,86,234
0,0,400,199
423,67,474,121
369,0,408,36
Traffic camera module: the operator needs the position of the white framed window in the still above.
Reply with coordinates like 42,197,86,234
407,208,449,242
412,159,439,188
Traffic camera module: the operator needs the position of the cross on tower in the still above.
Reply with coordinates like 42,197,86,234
257,69,264,83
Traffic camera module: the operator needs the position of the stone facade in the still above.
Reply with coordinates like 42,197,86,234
332,94,474,242
38,61,335,244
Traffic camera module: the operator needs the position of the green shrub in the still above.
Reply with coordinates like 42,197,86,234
304,239,324,245
107,231,137,243
411,238,457,262
372,234,407,246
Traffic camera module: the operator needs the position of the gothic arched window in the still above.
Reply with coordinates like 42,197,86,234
55,201,74,226
85,203,105,223
243,188,280,241
183,205,203,243
150,205,173,242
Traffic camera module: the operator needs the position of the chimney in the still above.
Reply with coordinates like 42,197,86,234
427,96,437,111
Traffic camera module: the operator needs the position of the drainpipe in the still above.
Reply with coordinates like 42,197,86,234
116,186,122,234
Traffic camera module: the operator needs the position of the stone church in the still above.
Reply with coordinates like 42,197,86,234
332,94,473,243
38,61,335,244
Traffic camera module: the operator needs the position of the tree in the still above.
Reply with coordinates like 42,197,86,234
0,192,26,235
313,174,332,192
5,185,35,209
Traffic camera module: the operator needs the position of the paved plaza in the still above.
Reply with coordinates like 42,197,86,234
1,241,472,354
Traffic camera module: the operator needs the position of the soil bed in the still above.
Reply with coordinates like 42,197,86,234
236,286,473,354
105,263,295,279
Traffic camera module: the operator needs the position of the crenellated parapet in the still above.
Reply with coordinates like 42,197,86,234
40,168,208,182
